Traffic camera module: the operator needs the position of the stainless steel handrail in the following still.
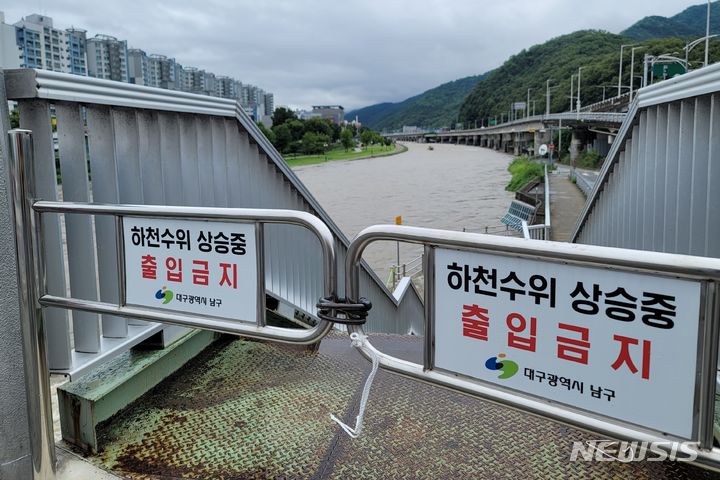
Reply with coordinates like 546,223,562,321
33,200,337,344
9,128,339,479
345,224,720,471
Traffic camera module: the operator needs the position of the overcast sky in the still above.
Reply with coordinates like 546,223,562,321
0,0,704,109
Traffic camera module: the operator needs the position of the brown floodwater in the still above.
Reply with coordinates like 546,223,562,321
293,141,515,282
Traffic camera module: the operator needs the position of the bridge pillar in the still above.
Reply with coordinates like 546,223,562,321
569,130,582,166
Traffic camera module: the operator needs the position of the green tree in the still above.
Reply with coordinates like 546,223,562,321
287,119,305,142
301,131,329,155
271,107,297,126
360,129,374,146
10,109,19,128
304,117,334,137
272,123,293,153
330,123,341,142
340,129,354,150
257,121,276,145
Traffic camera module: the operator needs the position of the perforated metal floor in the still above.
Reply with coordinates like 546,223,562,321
90,333,720,479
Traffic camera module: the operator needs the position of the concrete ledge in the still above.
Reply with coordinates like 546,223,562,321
58,329,218,453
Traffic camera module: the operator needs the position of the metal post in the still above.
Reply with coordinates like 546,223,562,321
527,88,531,118
546,78,552,116
629,46,644,100
706,0,711,67
643,54,650,88
8,129,56,479
569,74,575,112
577,67,583,113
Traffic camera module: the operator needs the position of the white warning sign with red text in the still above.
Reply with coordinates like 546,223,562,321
123,217,257,323
433,247,702,439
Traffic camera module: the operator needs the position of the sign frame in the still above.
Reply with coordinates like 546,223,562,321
33,202,338,345
344,224,720,466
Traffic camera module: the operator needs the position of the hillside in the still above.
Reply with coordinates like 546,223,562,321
346,74,485,131
457,30,720,126
622,1,720,40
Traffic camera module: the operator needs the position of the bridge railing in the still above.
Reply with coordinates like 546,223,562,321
2,68,425,377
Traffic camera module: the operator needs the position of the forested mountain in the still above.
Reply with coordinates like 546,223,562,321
457,31,720,126
346,74,485,131
622,1,720,40
350,2,719,131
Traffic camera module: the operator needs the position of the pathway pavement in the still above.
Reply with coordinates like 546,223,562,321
69,333,716,479
549,166,588,242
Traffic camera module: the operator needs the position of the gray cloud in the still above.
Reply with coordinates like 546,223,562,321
0,0,700,109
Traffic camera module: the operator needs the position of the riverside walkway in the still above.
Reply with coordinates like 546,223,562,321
66,333,715,479
549,166,588,242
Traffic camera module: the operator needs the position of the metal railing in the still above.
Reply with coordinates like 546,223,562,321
521,164,551,240
3,68,425,377
344,224,720,472
9,129,339,479
571,171,595,197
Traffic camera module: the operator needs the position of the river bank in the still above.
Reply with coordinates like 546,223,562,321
284,142,408,167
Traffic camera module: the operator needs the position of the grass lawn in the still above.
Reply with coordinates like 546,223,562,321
284,143,406,167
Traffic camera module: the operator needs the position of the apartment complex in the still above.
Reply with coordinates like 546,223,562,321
5,12,274,121
13,14,87,75
87,34,128,82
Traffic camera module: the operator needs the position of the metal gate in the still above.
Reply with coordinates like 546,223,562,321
9,128,720,478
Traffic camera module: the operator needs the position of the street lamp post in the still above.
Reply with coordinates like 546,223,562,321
527,88,532,118
706,0,711,67
546,78,552,116
618,44,636,97
570,74,576,112
577,67,584,113
630,46,645,100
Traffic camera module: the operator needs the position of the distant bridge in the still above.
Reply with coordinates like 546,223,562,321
385,111,627,159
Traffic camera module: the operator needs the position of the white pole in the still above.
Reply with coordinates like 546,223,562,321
527,88,531,118
577,67,583,113
706,0,711,67
546,78,551,116
618,45,625,97
630,48,636,100
570,74,575,112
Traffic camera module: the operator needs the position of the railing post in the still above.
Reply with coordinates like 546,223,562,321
7,129,56,479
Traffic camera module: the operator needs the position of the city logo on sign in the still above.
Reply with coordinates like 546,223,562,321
155,286,174,305
485,353,519,379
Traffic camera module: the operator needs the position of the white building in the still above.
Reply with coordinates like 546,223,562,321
0,12,20,69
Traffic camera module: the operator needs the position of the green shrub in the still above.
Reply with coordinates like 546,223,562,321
576,150,604,169
506,156,545,191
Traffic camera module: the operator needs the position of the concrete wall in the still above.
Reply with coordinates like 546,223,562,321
0,70,32,479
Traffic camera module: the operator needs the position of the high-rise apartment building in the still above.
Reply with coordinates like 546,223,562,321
147,54,181,90
264,93,274,117
14,14,86,74
87,34,129,82
215,76,239,99
128,48,150,86
7,12,273,105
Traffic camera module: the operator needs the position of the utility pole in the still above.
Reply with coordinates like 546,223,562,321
706,0,712,67
546,78,552,116
570,74,576,112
